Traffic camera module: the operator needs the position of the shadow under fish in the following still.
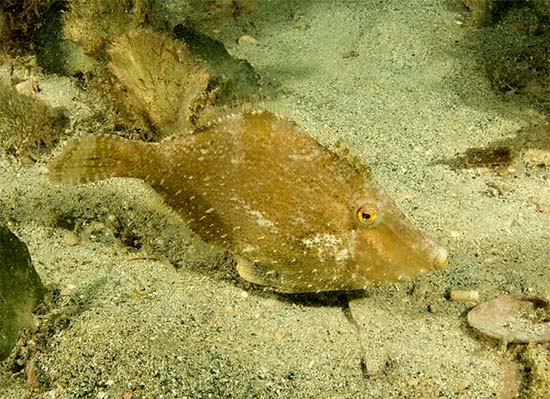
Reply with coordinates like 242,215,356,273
49,111,448,293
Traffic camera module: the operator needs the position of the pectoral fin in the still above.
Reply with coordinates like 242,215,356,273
236,257,280,289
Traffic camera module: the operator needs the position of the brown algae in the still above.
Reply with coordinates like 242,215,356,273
107,28,214,138
49,111,448,293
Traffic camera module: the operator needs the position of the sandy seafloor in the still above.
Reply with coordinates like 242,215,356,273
1,1,549,398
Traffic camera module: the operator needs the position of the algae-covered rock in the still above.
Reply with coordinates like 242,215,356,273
0,83,66,161
63,0,148,55
0,225,44,360
173,24,260,105
464,0,550,25
0,0,60,54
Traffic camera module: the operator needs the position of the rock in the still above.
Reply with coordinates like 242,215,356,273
467,295,550,343
0,225,44,360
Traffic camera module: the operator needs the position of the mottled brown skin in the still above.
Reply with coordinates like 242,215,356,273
49,111,448,293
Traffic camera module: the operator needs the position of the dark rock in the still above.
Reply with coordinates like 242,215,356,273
0,225,44,360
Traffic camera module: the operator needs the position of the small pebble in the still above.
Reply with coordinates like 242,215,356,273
15,79,40,95
450,289,480,303
408,377,419,387
342,50,359,59
238,35,258,46
361,350,390,378
457,380,471,391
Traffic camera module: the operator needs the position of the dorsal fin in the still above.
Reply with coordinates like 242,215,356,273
327,139,373,179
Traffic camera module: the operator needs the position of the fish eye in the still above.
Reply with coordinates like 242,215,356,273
357,206,378,225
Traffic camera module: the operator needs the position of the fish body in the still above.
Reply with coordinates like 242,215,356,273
49,111,448,293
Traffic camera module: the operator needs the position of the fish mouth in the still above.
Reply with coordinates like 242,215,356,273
432,246,449,270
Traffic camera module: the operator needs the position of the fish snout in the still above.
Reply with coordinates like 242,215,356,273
432,246,448,270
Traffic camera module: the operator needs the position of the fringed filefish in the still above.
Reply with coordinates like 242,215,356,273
49,111,448,293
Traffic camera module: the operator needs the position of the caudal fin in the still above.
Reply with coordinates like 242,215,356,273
49,135,149,184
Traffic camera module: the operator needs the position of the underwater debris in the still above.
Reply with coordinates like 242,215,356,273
0,83,66,161
49,111,448,293
449,289,480,303
467,295,550,343
435,146,513,170
462,147,512,168
0,225,44,360
108,28,215,138
436,121,550,173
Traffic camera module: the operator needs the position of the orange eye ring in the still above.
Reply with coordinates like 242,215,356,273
357,207,377,225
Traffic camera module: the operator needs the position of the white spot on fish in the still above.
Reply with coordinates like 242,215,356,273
289,153,316,162
302,233,344,263
335,248,351,264
246,209,278,233
242,244,257,253
302,233,342,249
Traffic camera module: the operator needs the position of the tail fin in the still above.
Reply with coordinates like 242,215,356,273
49,135,151,184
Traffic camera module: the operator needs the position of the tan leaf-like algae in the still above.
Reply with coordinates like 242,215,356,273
108,28,214,138
49,111,448,293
